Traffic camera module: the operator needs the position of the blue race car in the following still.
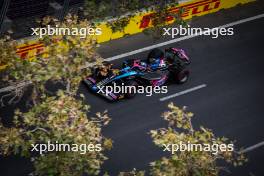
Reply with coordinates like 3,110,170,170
83,48,190,101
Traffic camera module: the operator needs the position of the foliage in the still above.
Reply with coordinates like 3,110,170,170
106,16,131,33
83,0,183,35
39,14,102,93
0,15,111,176
120,104,246,176
83,0,142,20
149,103,246,176
0,91,111,176
142,3,184,39
0,15,103,106
119,168,145,176
82,0,113,21
0,35,18,68
0,36,30,106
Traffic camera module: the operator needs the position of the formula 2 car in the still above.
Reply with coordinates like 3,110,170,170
83,47,190,101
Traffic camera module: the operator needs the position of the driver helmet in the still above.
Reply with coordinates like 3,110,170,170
149,57,166,69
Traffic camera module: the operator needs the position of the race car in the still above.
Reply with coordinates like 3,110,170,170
83,47,190,101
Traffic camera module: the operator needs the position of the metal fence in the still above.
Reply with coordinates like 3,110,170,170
0,0,84,39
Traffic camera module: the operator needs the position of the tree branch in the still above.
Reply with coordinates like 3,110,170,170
0,81,31,93
29,127,49,133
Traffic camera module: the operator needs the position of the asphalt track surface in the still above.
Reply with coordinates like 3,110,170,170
1,4,264,176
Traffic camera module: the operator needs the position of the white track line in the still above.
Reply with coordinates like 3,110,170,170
160,84,207,101
105,13,264,62
238,141,264,154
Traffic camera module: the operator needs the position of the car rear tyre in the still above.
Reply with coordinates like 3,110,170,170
175,69,189,84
